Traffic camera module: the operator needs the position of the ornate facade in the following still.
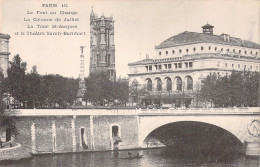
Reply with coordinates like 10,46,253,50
128,24,260,107
90,9,116,81
0,33,10,78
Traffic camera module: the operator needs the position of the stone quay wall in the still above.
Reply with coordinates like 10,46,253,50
12,109,140,154
3,107,259,155
0,143,31,161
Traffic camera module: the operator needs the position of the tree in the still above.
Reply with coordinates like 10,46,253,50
129,81,150,106
0,69,18,138
201,73,218,107
228,71,244,107
24,66,41,108
84,70,112,105
84,70,130,106
243,71,259,107
40,74,78,108
214,75,229,107
5,55,27,108
201,71,259,107
112,78,129,106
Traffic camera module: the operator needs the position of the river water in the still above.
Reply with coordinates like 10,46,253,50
1,148,259,167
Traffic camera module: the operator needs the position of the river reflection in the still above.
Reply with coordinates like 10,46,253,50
1,148,259,167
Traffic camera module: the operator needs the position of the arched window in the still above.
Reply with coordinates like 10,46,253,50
166,78,172,91
208,46,211,50
233,49,235,53
250,51,252,55
221,48,223,51
186,49,189,53
172,50,175,54
166,51,168,55
159,52,161,55
187,76,193,90
156,78,162,91
146,79,152,91
201,46,204,50
176,77,182,91
215,47,217,51
245,50,247,54
193,47,196,51
179,49,182,53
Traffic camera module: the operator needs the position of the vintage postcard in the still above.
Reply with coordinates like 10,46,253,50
0,0,259,166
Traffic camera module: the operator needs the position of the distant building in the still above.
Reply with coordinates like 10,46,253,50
0,33,10,78
128,24,260,107
89,8,116,81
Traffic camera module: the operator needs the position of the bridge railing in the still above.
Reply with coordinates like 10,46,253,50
138,107,259,114
5,107,259,116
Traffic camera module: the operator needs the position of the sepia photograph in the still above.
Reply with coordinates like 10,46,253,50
0,0,259,166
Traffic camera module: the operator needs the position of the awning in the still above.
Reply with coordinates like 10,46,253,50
113,135,122,142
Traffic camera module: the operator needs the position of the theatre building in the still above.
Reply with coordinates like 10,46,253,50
128,24,260,108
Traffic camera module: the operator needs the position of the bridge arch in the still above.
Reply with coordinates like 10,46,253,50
144,121,242,149
138,115,251,147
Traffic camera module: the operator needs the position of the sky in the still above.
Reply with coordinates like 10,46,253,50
0,0,259,78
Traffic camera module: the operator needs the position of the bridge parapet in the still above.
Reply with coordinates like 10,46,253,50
5,107,259,116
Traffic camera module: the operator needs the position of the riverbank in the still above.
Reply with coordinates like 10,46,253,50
0,143,32,162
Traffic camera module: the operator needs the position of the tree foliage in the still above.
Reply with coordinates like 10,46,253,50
129,80,150,106
201,71,259,107
84,70,129,106
3,56,79,109
0,66,18,138
5,55,27,106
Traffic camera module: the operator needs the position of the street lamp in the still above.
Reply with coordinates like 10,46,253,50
182,82,186,108
132,80,139,106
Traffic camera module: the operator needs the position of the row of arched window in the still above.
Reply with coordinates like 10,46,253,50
159,47,258,56
145,76,193,92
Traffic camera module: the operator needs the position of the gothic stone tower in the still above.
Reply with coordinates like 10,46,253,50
90,9,116,81
0,33,10,78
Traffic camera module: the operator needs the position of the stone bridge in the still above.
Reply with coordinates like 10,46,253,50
137,108,259,146
1,107,259,156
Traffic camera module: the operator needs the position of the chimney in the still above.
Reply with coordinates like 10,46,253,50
221,33,230,42
227,34,230,42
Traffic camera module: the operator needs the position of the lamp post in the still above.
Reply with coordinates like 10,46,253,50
132,80,138,106
182,82,186,108
159,90,162,108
